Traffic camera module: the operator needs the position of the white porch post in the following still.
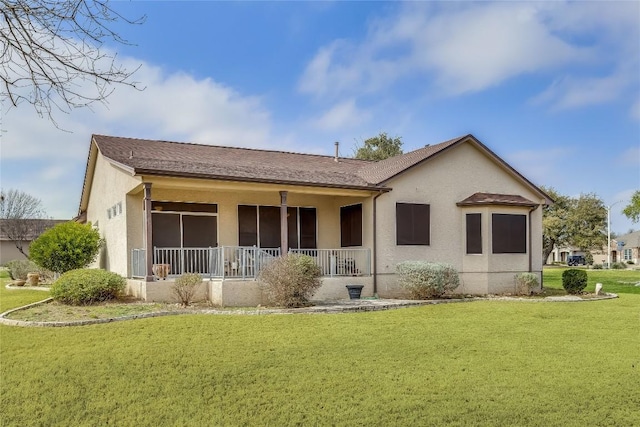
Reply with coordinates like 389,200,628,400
144,183,154,282
280,191,288,256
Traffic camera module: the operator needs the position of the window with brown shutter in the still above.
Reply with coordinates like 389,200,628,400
466,213,482,254
492,213,526,253
340,204,362,247
396,203,430,245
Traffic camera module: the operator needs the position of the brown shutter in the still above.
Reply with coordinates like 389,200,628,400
396,203,430,245
466,213,482,254
340,204,362,247
492,214,526,253
238,205,257,247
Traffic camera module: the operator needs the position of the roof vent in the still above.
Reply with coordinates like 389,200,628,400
334,141,339,162
425,144,430,147
129,150,133,159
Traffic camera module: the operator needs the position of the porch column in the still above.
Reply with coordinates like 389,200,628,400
144,183,154,282
280,191,288,256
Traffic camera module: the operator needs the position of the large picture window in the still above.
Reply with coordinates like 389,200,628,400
492,214,526,254
466,213,482,254
340,204,362,247
396,203,430,245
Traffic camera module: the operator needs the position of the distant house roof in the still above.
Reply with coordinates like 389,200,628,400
0,219,67,241
456,192,538,207
615,230,640,248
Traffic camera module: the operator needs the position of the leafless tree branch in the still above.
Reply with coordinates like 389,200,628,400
0,0,145,126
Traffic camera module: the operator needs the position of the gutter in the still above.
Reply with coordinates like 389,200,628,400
528,204,539,287
372,190,384,295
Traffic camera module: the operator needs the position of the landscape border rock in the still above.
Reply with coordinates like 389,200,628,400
0,293,619,328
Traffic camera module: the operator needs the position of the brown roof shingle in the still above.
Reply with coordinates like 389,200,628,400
93,135,379,190
456,192,538,207
357,136,467,184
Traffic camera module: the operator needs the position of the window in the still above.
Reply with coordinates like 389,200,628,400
466,213,482,254
623,248,632,261
238,205,317,249
396,203,430,245
492,214,526,254
340,204,362,247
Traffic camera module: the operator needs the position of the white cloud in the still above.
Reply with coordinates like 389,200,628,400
0,53,278,218
298,1,638,109
311,98,371,131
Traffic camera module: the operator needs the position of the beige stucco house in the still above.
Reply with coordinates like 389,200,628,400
78,134,552,305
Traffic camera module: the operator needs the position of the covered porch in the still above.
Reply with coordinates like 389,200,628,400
125,176,377,304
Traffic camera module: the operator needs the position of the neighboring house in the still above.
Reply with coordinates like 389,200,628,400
546,246,585,264
614,231,640,265
78,134,552,305
0,219,67,265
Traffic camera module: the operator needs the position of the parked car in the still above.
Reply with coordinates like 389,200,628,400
567,255,586,266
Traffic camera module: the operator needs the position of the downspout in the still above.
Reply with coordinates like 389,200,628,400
372,190,384,296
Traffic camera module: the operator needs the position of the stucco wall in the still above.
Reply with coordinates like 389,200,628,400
0,241,30,265
374,141,545,296
86,154,141,276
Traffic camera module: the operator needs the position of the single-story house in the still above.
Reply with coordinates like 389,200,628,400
78,133,552,305
615,230,640,265
0,219,67,265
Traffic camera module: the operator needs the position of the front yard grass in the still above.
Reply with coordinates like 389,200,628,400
1,268,639,426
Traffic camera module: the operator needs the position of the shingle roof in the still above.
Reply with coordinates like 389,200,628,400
357,136,466,184
615,230,640,248
456,192,538,207
93,135,379,190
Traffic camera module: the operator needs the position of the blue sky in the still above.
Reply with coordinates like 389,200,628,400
1,1,639,234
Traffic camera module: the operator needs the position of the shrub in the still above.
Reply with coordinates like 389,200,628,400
584,252,594,266
627,260,635,265
51,269,125,305
29,222,103,274
514,272,539,295
5,259,39,280
258,254,322,307
592,264,603,270
396,261,460,299
562,269,588,295
172,273,203,307
611,262,627,270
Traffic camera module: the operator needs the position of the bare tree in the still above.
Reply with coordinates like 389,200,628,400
0,0,144,125
0,188,50,258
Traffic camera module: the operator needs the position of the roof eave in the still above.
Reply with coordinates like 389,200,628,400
133,168,391,193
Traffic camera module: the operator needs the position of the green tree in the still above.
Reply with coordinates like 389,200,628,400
29,221,102,274
541,186,571,263
541,187,607,263
622,190,640,223
567,193,607,251
354,132,403,161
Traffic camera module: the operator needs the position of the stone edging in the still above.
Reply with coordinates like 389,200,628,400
5,284,51,291
0,293,619,328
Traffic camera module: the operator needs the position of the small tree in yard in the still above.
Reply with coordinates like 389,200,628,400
172,273,203,307
562,269,588,295
29,222,102,274
258,254,322,308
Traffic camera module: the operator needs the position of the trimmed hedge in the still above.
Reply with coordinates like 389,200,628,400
562,269,587,295
51,269,125,305
396,261,460,299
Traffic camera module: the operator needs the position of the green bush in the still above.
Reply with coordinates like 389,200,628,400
5,259,39,280
514,272,539,295
29,222,103,274
51,269,125,305
611,262,627,270
396,261,460,299
592,264,603,270
626,260,635,265
584,252,594,266
562,269,588,295
172,273,203,307
258,254,322,307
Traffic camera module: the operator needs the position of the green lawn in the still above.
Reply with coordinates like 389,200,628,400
1,269,639,426
543,267,640,294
